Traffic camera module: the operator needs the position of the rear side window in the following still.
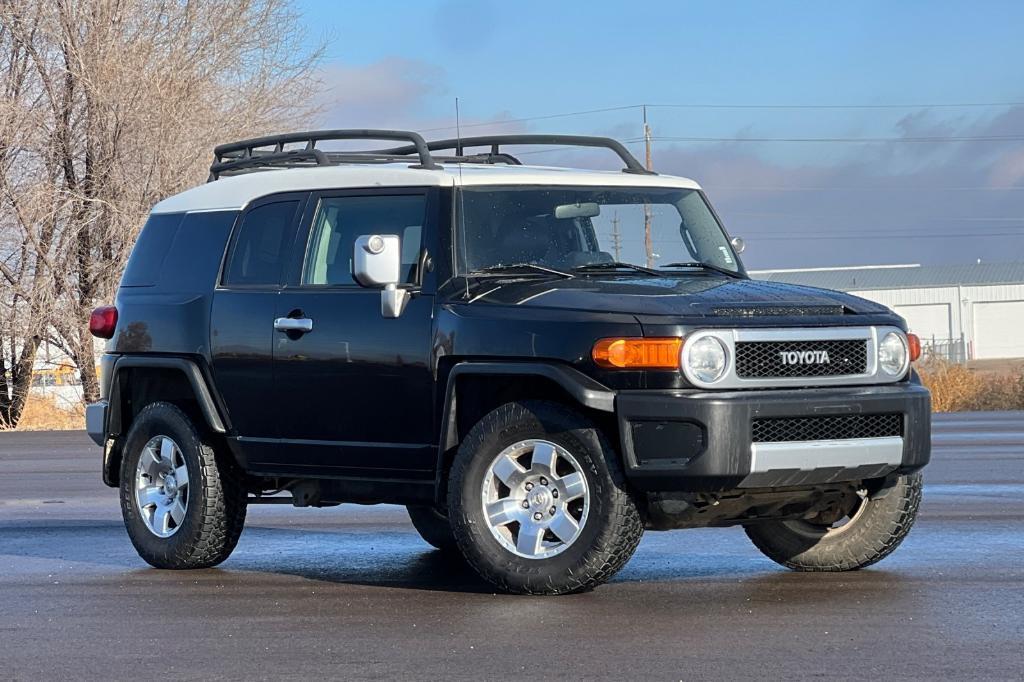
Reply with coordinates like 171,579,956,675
120,213,185,287
223,201,299,286
303,195,426,286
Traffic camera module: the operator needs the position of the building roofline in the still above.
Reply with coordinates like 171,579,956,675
749,264,920,275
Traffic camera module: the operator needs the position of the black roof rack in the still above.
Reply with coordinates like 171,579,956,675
208,129,439,181
383,134,656,175
207,130,656,181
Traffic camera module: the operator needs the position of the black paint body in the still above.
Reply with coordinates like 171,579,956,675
102,187,930,500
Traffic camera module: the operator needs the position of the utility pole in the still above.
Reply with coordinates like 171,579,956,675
642,105,654,268
610,212,622,261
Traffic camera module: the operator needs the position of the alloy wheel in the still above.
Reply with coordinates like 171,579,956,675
480,439,590,559
134,435,190,538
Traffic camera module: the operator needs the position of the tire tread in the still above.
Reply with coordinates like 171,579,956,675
448,400,643,595
744,473,922,572
120,402,246,569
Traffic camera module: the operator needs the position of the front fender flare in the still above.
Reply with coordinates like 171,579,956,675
434,361,615,502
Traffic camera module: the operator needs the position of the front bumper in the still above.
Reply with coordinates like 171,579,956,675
616,381,931,492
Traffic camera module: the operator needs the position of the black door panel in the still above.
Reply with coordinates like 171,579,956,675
273,290,435,474
210,290,280,464
271,189,438,475
210,194,305,468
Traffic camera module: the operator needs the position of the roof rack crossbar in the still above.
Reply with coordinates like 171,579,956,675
208,129,440,181
209,149,330,180
382,134,656,175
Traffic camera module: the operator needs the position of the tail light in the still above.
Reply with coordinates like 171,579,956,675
89,306,118,339
907,333,921,362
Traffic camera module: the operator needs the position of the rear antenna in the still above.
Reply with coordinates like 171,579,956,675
456,97,471,300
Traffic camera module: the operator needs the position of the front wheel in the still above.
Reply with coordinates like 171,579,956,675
448,401,643,595
744,473,922,571
119,402,247,569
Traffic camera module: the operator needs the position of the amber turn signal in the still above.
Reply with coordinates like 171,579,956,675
907,333,921,362
592,337,683,369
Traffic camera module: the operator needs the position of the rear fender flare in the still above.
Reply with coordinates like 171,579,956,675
107,356,228,436
101,356,229,488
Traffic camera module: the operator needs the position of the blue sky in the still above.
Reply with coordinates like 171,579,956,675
295,0,1024,269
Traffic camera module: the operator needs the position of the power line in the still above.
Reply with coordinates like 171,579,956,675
725,213,1024,223
745,229,1024,237
705,186,1024,191
645,101,1024,110
740,232,1024,241
734,229,1024,237
414,100,1024,135
618,231,1024,241
419,106,640,133
637,135,1024,144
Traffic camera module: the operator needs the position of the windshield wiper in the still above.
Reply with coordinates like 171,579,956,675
474,263,574,278
660,261,743,279
572,261,664,277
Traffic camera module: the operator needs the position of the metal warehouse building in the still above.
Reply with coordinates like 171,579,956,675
752,262,1024,361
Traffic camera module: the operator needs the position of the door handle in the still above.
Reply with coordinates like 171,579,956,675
274,317,313,333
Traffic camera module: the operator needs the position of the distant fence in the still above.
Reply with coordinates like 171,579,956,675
920,336,967,364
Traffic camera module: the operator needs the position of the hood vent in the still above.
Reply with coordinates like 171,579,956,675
712,305,846,317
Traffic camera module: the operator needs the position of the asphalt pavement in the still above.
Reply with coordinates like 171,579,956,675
1,413,1022,680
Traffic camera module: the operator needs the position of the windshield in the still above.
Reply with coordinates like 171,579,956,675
457,186,742,275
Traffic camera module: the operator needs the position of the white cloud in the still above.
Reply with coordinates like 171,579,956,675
316,58,446,129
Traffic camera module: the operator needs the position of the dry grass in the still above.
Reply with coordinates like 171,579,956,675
10,395,85,431
918,359,1024,412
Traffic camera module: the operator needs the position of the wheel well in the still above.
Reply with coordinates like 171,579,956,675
105,366,215,486
437,372,619,501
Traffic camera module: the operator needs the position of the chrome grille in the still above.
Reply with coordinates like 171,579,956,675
752,413,903,443
735,339,867,378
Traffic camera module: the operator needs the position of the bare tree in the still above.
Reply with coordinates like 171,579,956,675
0,8,58,427
0,0,322,420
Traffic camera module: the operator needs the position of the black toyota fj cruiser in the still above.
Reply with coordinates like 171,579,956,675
86,130,930,595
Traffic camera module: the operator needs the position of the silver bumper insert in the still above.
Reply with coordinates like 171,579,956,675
750,436,904,473
85,401,108,447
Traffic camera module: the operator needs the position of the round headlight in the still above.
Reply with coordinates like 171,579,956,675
879,332,908,376
687,336,728,383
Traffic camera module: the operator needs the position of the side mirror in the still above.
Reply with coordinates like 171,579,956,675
353,234,409,318
730,236,746,254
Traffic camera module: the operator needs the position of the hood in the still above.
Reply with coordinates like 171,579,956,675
463,274,890,319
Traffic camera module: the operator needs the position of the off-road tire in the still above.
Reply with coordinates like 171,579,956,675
448,400,643,595
407,505,458,551
119,402,247,569
743,473,923,571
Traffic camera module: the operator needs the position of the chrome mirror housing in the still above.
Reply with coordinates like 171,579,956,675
730,236,746,254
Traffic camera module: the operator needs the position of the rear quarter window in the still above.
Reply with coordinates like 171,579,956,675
160,211,238,292
120,213,185,287
119,211,238,291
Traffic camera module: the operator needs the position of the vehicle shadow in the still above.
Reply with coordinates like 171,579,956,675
0,518,918,599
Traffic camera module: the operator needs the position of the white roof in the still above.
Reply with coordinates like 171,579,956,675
152,162,702,214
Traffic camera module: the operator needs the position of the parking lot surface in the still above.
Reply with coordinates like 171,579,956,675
1,412,1022,680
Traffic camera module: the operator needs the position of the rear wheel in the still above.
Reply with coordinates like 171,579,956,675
448,400,643,595
119,402,247,569
744,473,922,571
407,505,458,551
